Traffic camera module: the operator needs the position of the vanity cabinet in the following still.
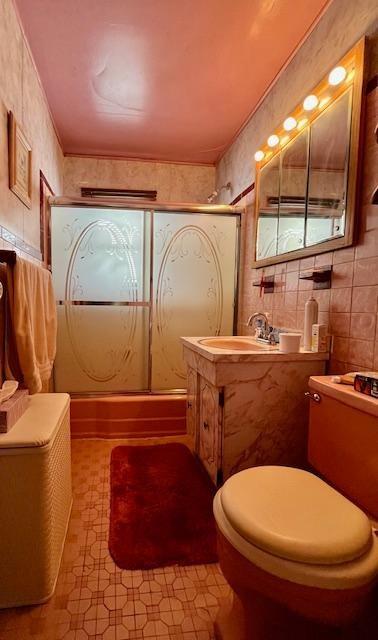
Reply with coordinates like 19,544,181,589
182,338,328,485
186,367,222,483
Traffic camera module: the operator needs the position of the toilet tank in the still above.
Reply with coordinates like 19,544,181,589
307,376,378,519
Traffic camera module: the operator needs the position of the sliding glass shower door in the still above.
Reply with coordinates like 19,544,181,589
151,211,237,389
51,204,239,393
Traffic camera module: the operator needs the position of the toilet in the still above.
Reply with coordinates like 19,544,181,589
213,375,378,639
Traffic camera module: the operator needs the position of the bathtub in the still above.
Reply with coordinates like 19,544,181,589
70,394,187,439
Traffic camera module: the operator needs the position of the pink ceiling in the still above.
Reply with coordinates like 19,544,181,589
15,0,330,164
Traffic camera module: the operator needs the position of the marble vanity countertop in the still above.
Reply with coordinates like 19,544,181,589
181,336,329,363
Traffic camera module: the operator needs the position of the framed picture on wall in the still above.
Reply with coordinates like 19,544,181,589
8,111,32,209
40,171,54,270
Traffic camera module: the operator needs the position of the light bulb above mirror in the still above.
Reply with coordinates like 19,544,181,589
267,134,279,147
252,44,358,168
283,117,297,131
303,94,319,110
328,66,347,86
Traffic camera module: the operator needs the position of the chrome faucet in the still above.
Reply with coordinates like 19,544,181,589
247,312,269,332
247,312,276,344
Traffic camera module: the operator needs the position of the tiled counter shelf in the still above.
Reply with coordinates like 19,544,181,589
182,337,328,484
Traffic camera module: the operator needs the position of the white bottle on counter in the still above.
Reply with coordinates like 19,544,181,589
304,296,318,351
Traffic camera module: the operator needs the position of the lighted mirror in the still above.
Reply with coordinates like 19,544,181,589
277,129,308,255
256,155,279,260
252,40,364,268
306,90,351,246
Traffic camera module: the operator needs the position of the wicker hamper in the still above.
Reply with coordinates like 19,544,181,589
0,394,72,607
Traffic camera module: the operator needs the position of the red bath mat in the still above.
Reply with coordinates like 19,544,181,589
109,443,218,569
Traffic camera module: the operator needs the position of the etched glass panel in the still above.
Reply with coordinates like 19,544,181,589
51,207,149,302
152,212,238,390
54,305,149,392
51,206,150,392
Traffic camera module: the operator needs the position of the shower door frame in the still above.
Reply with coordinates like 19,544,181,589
49,196,242,396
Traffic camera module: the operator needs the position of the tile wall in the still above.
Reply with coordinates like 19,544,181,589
238,85,378,374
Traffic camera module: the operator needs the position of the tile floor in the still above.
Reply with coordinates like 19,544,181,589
0,437,231,640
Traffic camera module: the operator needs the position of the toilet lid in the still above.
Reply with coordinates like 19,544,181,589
220,466,373,565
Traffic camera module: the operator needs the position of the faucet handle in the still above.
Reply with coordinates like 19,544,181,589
268,326,280,344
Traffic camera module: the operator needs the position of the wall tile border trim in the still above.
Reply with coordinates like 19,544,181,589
231,182,255,205
1,225,41,261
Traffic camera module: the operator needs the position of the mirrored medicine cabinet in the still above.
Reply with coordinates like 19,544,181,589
252,39,365,268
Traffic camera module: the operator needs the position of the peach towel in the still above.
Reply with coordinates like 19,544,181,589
9,257,57,394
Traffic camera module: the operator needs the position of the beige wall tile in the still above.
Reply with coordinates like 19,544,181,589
297,291,312,310
351,286,378,313
318,311,330,328
285,271,299,291
332,337,349,362
374,341,378,369
328,358,349,374
348,339,374,368
355,229,378,260
330,288,352,313
333,246,355,264
331,262,354,289
298,276,313,291
363,204,378,232
350,313,377,340
315,252,333,267
312,289,331,312
354,257,378,286
300,256,315,271
284,291,298,310
286,259,300,273
329,313,351,337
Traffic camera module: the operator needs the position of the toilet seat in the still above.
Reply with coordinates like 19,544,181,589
220,466,372,564
213,468,378,590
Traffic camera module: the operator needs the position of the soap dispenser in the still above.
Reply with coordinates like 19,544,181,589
304,296,318,351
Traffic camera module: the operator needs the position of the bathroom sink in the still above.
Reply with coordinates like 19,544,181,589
198,337,277,351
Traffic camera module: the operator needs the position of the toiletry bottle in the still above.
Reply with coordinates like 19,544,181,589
311,324,328,352
304,296,318,350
